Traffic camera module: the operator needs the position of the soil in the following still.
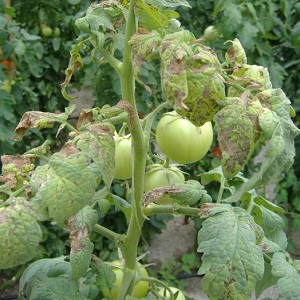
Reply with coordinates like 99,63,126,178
0,273,18,299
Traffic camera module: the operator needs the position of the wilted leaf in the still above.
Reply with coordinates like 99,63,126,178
61,42,84,101
271,252,300,299
73,122,115,189
34,153,97,224
197,204,264,300
68,207,97,278
228,64,272,96
143,180,204,206
224,38,247,66
14,106,75,140
129,29,161,92
145,0,191,8
0,200,43,269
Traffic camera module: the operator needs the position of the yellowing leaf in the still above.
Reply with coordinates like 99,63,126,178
35,153,97,224
0,200,43,269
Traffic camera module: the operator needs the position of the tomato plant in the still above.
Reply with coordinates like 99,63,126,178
156,111,213,164
0,1,300,300
114,135,132,180
158,287,186,300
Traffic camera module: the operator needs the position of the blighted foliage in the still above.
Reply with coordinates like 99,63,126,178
1,1,300,299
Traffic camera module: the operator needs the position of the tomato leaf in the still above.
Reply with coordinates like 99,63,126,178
73,123,115,189
90,257,116,292
33,153,97,224
197,203,264,299
19,256,96,299
255,260,279,298
145,0,191,8
129,29,161,92
271,252,300,299
160,31,225,126
0,199,43,269
214,96,262,178
14,106,76,141
68,206,98,279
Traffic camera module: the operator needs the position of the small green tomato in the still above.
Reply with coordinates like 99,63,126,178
114,135,132,180
158,287,186,300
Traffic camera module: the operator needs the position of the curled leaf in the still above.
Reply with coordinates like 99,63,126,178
68,206,97,279
143,180,204,206
224,38,247,67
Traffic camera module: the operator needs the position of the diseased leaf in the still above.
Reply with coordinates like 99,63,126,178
197,204,264,300
214,96,262,178
224,38,247,66
14,106,76,140
0,199,43,269
19,257,95,299
68,208,97,282
228,64,272,97
129,29,162,92
160,31,225,126
271,252,300,299
145,0,191,8
34,153,97,224
73,123,115,189
143,180,205,206
61,41,84,101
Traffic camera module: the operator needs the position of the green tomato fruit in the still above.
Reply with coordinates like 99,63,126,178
40,24,53,37
0,79,12,93
144,164,185,204
158,287,186,300
156,111,213,164
54,27,61,37
102,260,149,298
114,136,132,180
203,25,220,42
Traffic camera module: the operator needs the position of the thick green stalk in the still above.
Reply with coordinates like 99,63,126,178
118,0,147,298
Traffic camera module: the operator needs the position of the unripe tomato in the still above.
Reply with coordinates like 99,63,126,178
156,111,213,164
114,135,132,180
203,25,220,42
0,79,12,93
144,164,185,204
40,24,53,37
158,287,186,300
102,260,149,298
54,27,61,37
